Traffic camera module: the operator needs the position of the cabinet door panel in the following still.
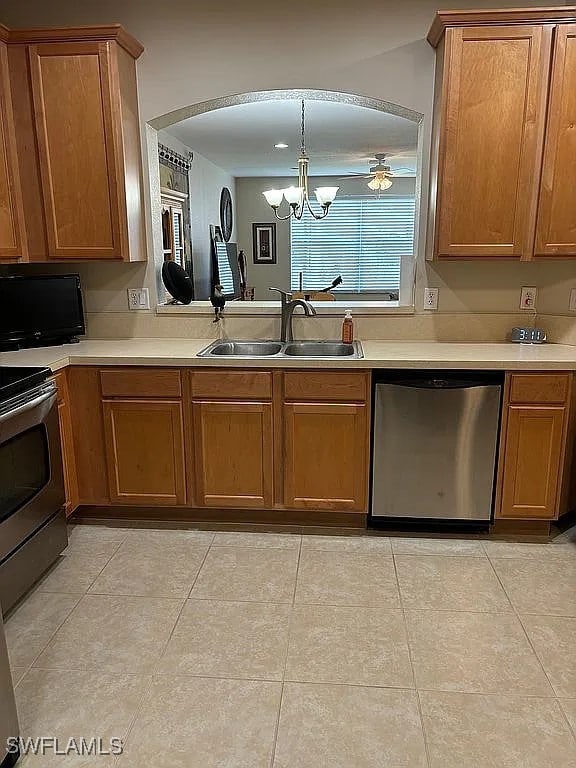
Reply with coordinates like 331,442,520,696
28,42,124,259
193,401,273,508
55,372,79,516
436,25,550,258
500,405,565,519
0,41,25,260
284,402,367,511
535,25,576,257
103,399,186,505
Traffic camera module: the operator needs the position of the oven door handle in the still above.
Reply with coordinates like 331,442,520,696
0,387,57,425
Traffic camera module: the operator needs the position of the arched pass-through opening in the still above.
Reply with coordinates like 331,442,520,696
146,89,424,311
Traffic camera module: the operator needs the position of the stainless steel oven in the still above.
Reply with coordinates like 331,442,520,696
0,603,19,767
0,376,68,613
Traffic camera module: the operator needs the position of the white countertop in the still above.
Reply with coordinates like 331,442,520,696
1,338,576,371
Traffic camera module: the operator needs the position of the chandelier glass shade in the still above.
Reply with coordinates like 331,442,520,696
263,100,338,221
367,173,393,191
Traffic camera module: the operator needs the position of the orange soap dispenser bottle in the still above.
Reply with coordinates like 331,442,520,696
341,309,354,343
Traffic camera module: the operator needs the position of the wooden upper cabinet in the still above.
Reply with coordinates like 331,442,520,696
0,34,26,261
428,8,576,260
535,25,576,257
28,39,144,260
1,24,145,262
433,24,551,259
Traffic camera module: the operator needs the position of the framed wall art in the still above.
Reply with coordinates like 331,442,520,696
252,223,276,264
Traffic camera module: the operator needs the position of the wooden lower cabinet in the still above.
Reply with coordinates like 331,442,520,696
283,402,368,511
500,405,566,519
102,399,186,505
63,366,574,525
54,371,79,516
192,400,273,508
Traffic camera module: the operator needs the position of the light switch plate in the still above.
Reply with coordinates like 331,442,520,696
570,288,576,312
423,287,439,311
127,288,150,310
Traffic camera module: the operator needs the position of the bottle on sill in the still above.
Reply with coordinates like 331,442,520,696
341,309,354,344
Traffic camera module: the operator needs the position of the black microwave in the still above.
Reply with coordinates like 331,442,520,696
0,274,85,350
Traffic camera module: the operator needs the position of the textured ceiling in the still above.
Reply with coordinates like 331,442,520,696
166,98,419,177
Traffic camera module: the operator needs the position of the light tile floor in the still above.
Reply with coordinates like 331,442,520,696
5,525,576,767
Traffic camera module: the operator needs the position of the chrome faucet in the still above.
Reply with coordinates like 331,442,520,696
269,287,317,343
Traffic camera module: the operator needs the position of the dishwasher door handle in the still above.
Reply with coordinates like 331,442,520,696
382,378,492,389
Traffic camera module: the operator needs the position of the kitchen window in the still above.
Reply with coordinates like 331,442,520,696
290,194,415,296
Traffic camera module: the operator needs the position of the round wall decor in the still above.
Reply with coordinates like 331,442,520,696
220,187,233,242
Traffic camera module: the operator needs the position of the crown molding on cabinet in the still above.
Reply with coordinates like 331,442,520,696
6,24,144,58
428,6,576,47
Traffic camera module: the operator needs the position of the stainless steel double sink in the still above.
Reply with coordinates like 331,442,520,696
197,340,364,359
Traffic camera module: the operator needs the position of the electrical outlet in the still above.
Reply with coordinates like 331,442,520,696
423,287,439,311
570,289,576,312
520,286,537,310
127,288,150,310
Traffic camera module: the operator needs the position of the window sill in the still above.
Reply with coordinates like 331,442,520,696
157,301,415,317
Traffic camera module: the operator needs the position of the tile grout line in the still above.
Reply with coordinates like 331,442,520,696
483,552,576,746
13,529,576,762
109,673,156,766
391,551,433,768
503,584,576,749
7,592,84,676
558,700,576,746
48,534,129,599
269,536,303,767
112,540,217,762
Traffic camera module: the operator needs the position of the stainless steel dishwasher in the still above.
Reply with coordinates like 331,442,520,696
371,371,503,522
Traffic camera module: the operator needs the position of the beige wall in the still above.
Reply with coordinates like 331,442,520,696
187,152,236,301
236,177,290,301
1,0,575,341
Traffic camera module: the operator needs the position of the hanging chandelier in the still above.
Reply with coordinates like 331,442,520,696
263,100,338,221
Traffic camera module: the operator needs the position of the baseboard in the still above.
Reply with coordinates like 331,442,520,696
490,518,551,537
71,505,367,531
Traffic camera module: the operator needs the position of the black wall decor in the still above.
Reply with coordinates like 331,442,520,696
220,187,233,242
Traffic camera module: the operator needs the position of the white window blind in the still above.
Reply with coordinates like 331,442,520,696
215,242,234,295
172,209,184,267
290,195,415,293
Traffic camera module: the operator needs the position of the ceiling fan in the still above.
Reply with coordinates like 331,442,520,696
339,153,415,191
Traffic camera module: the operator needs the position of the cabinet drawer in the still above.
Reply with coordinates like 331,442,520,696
283,371,368,402
100,368,182,398
509,374,570,405
190,370,272,400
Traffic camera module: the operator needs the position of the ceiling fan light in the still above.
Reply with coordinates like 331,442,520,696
315,186,339,205
367,178,380,191
263,189,284,208
380,177,393,190
283,186,304,205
